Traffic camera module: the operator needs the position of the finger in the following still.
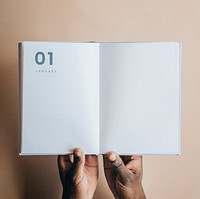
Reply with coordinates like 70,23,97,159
121,155,133,164
85,155,98,167
107,152,125,169
72,148,85,173
103,154,113,169
57,154,73,185
69,154,73,163
103,154,118,195
126,160,137,173
126,156,143,173
107,152,132,185
57,155,72,171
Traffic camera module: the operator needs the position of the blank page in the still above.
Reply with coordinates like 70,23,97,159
20,42,99,154
100,42,180,155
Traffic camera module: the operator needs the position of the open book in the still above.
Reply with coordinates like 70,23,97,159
19,41,181,155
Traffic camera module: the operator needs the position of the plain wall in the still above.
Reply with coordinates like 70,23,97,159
0,0,200,198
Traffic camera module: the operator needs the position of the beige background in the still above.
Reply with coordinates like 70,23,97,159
0,0,200,198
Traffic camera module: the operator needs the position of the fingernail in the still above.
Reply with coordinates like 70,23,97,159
130,156,135,160
109,153,116,161
74,151,82,157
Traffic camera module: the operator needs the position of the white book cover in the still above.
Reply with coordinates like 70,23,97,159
18,41,181,155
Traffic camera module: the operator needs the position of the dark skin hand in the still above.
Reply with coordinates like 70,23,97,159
57,148,98,199
103,152,146,199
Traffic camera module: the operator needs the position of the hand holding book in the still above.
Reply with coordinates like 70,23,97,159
58,148,146,199
57,148,98,199
103,152,146,199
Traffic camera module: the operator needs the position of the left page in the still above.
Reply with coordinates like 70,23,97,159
19,42,99,155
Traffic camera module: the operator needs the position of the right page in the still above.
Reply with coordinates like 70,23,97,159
100,42,180,155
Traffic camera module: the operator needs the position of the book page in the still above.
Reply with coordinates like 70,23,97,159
100,42,180,155
20,42,99,154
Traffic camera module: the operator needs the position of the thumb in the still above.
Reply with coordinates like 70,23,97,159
107,152,132,185
71,148,85,179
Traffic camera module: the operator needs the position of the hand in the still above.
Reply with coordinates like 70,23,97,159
103,152,146,199
57,148,98,199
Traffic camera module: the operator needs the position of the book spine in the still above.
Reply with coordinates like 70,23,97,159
178,42,182,156
18,42,23,155
99,43,101,154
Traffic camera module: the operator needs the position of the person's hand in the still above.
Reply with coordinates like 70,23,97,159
103,152,146,199
57,148,98,199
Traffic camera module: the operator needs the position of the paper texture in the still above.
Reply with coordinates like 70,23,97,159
20,42,100,154
100,42,180,154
